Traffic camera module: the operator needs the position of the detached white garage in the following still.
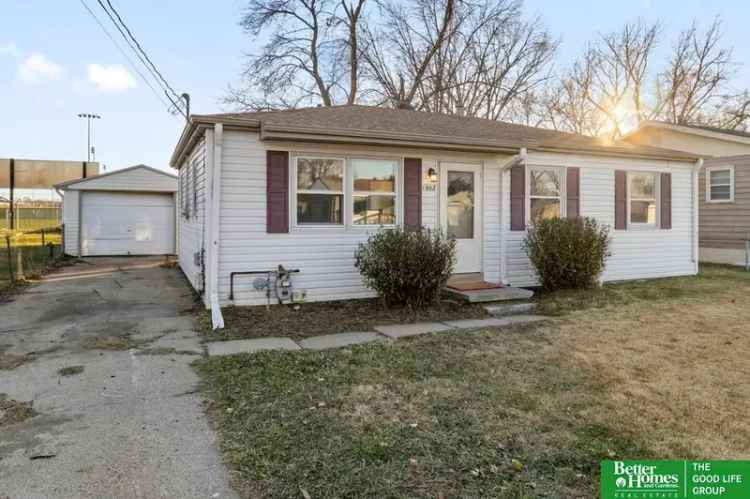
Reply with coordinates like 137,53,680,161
57,165,178,256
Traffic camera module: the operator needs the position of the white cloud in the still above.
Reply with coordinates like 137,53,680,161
18,53,64,83
0,42,19,57
87,64,136,93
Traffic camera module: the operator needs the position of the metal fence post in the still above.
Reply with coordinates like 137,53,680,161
4,236,12,283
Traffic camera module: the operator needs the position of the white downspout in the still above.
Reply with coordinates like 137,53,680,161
209,124,225,330
500,148,527,284
692,158,704,274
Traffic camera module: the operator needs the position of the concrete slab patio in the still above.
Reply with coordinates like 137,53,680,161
0,257,237,499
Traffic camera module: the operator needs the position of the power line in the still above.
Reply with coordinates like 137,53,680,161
93,0,186,117
98,0,186,116
77,0,173,111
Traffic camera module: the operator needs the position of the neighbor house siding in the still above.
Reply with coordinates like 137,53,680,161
216,130,505,306
503,152,696,287
699,156,750,252
62,190,79,256
178,137,207,293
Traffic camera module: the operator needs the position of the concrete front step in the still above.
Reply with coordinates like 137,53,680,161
446,286,534,303
484,301,537,317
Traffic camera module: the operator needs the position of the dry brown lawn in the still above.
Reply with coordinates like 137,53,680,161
549,280,750,459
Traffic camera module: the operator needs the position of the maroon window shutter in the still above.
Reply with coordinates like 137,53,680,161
566,167,580,219
267,150,289,233
403,158,422,229
510,164,525,231
661,172,672,230
615,170,627,230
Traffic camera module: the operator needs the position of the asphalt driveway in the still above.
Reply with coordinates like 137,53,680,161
0,257,236,499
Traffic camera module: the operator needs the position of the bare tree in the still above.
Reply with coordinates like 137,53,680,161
655,17,735,125
361,0,459,108
414,0,557,120
224,0,367,110
339,0,367,104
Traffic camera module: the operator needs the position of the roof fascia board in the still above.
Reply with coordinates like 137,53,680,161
55,164,176,190
638,121,750,146
260,128,521,154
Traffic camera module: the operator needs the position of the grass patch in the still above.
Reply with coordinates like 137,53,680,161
536,263,750,316
196,265,750,497
0,352,33,371
135,347,200,356
81,335,142,351
198,297,488,341
0,394,37,427
196,326,645,498
57,365,85,377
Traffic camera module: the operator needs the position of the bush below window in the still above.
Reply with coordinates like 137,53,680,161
522,217,611,292
354,227,456,308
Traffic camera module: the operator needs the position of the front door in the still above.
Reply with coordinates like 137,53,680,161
441,163,482,274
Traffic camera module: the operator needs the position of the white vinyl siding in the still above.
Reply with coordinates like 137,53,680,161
178,137,207,293
504,152,695,287
62,190,80,256
216,131,505,306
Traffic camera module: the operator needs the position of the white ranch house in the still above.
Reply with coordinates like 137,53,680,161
169,105,703,326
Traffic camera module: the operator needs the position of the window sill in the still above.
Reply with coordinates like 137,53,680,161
706,199,734,204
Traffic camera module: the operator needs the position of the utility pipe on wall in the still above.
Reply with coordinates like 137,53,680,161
692,158,704,273
209,123,225,330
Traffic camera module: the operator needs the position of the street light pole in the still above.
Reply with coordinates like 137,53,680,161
77,113,101,162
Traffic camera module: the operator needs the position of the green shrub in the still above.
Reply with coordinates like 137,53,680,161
522,217,611,292
354,227,456,308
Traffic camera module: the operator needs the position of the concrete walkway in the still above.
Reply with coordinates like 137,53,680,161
206,314,547,357
0,257,236,499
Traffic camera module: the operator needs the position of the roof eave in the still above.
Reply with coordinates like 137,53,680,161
170,115,261,168
534,145,700,162
634,121,750,146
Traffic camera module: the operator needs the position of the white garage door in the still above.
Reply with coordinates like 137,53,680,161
81,191,175,256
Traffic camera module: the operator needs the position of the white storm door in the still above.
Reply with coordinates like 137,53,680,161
440,163,482,273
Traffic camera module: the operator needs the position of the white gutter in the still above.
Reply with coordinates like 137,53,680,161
691,158,704,273
209,123,225,330
500,148,527,284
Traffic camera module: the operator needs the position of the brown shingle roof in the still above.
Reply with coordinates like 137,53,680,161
174,105,700,166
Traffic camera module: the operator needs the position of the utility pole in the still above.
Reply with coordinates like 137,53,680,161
77,113,101,162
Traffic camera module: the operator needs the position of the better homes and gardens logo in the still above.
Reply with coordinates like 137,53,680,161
601,461,750,498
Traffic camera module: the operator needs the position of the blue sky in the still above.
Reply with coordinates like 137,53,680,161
1,0,749,173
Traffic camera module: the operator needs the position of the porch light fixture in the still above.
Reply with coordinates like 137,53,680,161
427,167,437,182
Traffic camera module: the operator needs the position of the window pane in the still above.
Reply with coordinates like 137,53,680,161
710,170,731,186
297,194,343,224
630,173,655,198
530,170,560,197
447,171,474,239
353,195,395,225
631,200,656,224
297,158,343,191
711,185,731,200
352,159,396,192
530,198,560,222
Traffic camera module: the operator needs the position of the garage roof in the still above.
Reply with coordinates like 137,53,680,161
55,164,177,192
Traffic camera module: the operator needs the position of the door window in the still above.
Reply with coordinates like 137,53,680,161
447,171,475,239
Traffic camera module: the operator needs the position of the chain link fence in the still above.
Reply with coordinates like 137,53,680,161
1,226,64,291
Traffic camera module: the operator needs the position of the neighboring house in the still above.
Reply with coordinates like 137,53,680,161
170,105,702,319
624,122,750,266
56,164,177,256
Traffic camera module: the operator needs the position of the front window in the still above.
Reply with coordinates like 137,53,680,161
352,159,397,225
296,157,344,224
707,167,734,202
529,168,561,222
629,172,656,225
